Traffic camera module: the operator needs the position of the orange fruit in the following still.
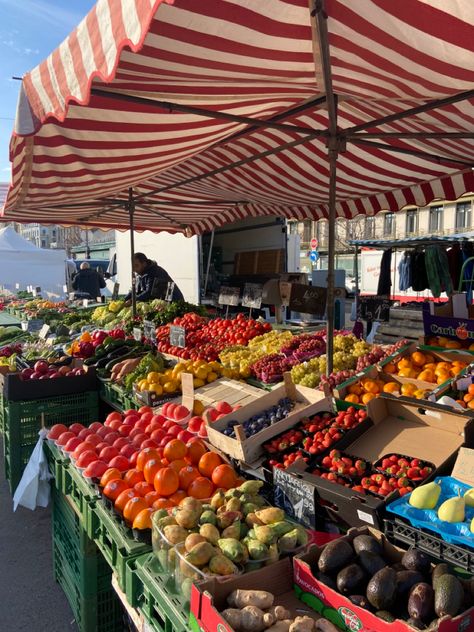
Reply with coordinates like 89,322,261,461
114,488,137,513
153,497,175,510
134,481,155,497
169,459,188,474
168,489,188,505
103,479,129,501
163,439,187,462
464,393,473,403
468,384,474,396
179,465,200,490
124,468,145,487
154,467,180,496
398,368,417,378
137,448,160,472
383,382,399,394
417,370,435,382
143,458,163,484
344,394,359,404
198,452,223,478
382,362,396,374
362,379,378,394
132,507,155,530
123,496,148,523
100,468,122,487
348,384,363,396
424,354,435,363
456,399,467,409
361,392,376,405
411,351,426,367
144,490,161,507
211,464,237,490
468,400,474,410
401,383,416,397
185,440,207,465
437,375,449,385
397,358,412,370
445,340,462,349
187,476,214,499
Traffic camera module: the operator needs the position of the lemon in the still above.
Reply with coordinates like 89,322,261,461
195,367,209,380
140,381,151,392
193,378,205,389
149,383,163,395
147,371,161,384
207,371,218,383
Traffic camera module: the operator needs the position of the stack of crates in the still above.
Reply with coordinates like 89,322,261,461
51,485,125,632
3,390,99,493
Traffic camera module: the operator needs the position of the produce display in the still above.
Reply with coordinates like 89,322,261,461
222,398,295,438
18,358,85,380
219,330,293,378
382,350,468,384
307,531,473,629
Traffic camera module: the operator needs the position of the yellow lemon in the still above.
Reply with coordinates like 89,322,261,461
149,383,163,395
207,371,218,383
147,372,161,384
193,378,205,389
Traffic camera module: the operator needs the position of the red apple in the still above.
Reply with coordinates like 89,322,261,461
165,403,177,419
123,415,138,427
162,419,175,430
34,360,49,375
73,442,97,460
84,434,102,448
56,431,75,447
129,427,144,440
95,442,109,453
188,416,203,433
78,428,93,440
88,422,103,433
151,414,166,426
140,439,158,450
140,412,153,424
150,428,166,443
96,426,110,439
198,425,208,439
132,433,148,448
113,437,129,450
177,430,192,443
135,419,150,433
104,431,120,444
109,419,122,431
168,425,182,438
21,368,34,380
69,423,85,435
118,424,132,437
129,451,138,467
215,401,232,415
159,434,174,447
173,405,190,421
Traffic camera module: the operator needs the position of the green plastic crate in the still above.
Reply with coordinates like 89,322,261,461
3,390,99,493
54,545,125,632
99,381,128,413
44,441,69,492
62,460,99,523
87,498,151,591
0,393,4,434
52,487,112,596
134,553,188,632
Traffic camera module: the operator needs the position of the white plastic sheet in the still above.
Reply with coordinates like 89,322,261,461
13,428,52,511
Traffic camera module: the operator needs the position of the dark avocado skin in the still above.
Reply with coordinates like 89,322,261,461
349,595,372,611
317,539,354,574
402,549,431,574
431,563,451,589
336,564,366,595
366,567,398,611
397,570,425,596
353,535,382,556
408,583,434,623
434,574,464,617
358,550,387,576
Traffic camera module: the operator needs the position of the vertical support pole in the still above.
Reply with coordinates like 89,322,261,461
354,243,360,316
203,229,215,296
128,187,137,318
326,149,337,375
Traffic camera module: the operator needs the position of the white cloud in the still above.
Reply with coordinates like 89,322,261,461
1,167,11,172
0,0,86,30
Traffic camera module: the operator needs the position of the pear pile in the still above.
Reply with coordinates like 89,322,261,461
409,481,474,530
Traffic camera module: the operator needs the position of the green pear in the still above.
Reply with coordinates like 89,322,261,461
463,488,474,508
437,494,465,523
408,481,441,510
471,517,474,533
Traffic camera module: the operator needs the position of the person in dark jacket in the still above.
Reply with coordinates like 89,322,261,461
72,262,106,299
125,253,184,303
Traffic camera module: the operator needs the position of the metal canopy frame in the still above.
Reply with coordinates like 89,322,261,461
11,1,474,356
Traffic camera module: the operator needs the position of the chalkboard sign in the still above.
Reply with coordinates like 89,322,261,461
170,325,186,348
289,284,327,317
143,320,156,344
22,319,44,333
241,283,263,309
133,327,142,342
273,467,316,529
112,282,120,300
360,296,391,322
218,286,240,306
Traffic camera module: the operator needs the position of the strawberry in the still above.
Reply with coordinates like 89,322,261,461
389,454,398,463
419,467,432,479
352,485,365,494
399,486,412,496
381,458,392,469
348,467,357,477
361,477,372,489
369,485,380,494
398,477,410,488
398,458,410,468
355,459,367,471
410,458,421,468
407,467,420,480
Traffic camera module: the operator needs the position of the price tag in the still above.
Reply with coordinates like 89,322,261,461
133,327,142,342
143,320,157,344
39,324,50,340
360,296,391,322
241,283,263,309
15,283,20,290
218,286,240,306
112,282,120,300
170,325,186,348
273,467,316,529
82,299,89,307
289,284,327,317
26,319,44,333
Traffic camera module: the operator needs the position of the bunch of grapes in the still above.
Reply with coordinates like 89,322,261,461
290,357,322,388
319,369,357,391
332,351,357,371
352,340,373,358
383,339,410,357
333,334,358,352
355,346,386,371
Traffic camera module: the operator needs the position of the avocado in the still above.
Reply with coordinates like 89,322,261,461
336,564,366,595
391,562,406,572
349,595,372,611
396,570,425,596
358,551,387,576
314,571,337,591
434,574,464,617
408,583,434,623
376,611,395,622
431,563,451,589
366,567,398,611
406,618,427,630
353,534,382,556
318,539,354,575
401,549,431,575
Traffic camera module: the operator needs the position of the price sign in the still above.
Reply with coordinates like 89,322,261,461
273,467,316,529
63,284,68,293
82,299,89,307
133,327,142,342
218,286,240,306
39,324,51,340
241,283,263,309
289,284,327,317
170,325,186,348
112,283,120,300
143,320,157,344
32,286,41,297
360,296,391,322
165,281,175,302
25,319,44,333
15,283,20,290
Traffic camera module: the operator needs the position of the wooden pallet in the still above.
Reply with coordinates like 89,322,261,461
374,308,424,345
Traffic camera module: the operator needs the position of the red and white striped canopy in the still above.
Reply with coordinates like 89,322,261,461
2,0,474,234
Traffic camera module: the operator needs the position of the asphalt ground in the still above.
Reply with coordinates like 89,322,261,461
0,439,78,632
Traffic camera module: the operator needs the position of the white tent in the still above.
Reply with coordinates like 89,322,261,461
0,227,66,300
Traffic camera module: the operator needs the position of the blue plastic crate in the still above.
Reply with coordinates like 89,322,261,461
387,476,474,549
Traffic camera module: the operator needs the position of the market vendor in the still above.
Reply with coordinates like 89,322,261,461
125,252,184,304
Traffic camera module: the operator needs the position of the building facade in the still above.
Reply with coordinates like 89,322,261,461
18,224,62,249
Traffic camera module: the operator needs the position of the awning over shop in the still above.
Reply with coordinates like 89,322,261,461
2,0,474,234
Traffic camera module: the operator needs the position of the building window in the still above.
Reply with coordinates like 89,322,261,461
455,202,471,230
365,217,375,239
429,205,443,232
383,213,394,236
406,209,418,234
41,240,46,248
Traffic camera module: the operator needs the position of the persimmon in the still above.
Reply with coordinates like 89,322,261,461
143,458,163,484
153,497,175,510
124,468,145,487
198,452,223,478
123,496,148,523
185,439,207,465
154,467,179,496
103,479,129,501
211,464,237,490
361,392,376,405
114,489,137,513
178,465,200,490
134,481,155,497
144,491,161,507
163,439,187,462
169,459,188,474
99,468,122,487
136,447,160,472
168,489,187,505
187,476,214,499
132,507,155,530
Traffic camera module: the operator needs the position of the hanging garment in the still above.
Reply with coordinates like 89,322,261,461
425,245,453,298
411,250,429,291
377,248,392,296
461,242,474,303
446,244,463,289
398,251,412,291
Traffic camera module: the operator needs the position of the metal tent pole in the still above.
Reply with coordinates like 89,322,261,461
128,187,137,318
203,229,215,297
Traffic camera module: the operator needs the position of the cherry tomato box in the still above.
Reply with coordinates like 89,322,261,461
277,395,474,530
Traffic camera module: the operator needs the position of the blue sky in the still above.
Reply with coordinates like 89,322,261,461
0,0,96,177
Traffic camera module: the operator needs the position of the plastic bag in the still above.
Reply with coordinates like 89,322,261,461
13,428,52,511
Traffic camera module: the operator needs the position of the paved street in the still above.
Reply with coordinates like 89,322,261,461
0,440,77,632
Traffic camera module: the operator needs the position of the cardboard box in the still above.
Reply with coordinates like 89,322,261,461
380,340,474,369
429,293,469,319
205,374,333,463
274,395,474,530
294,526,474,632
423,303,474,345
190,558,324,632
